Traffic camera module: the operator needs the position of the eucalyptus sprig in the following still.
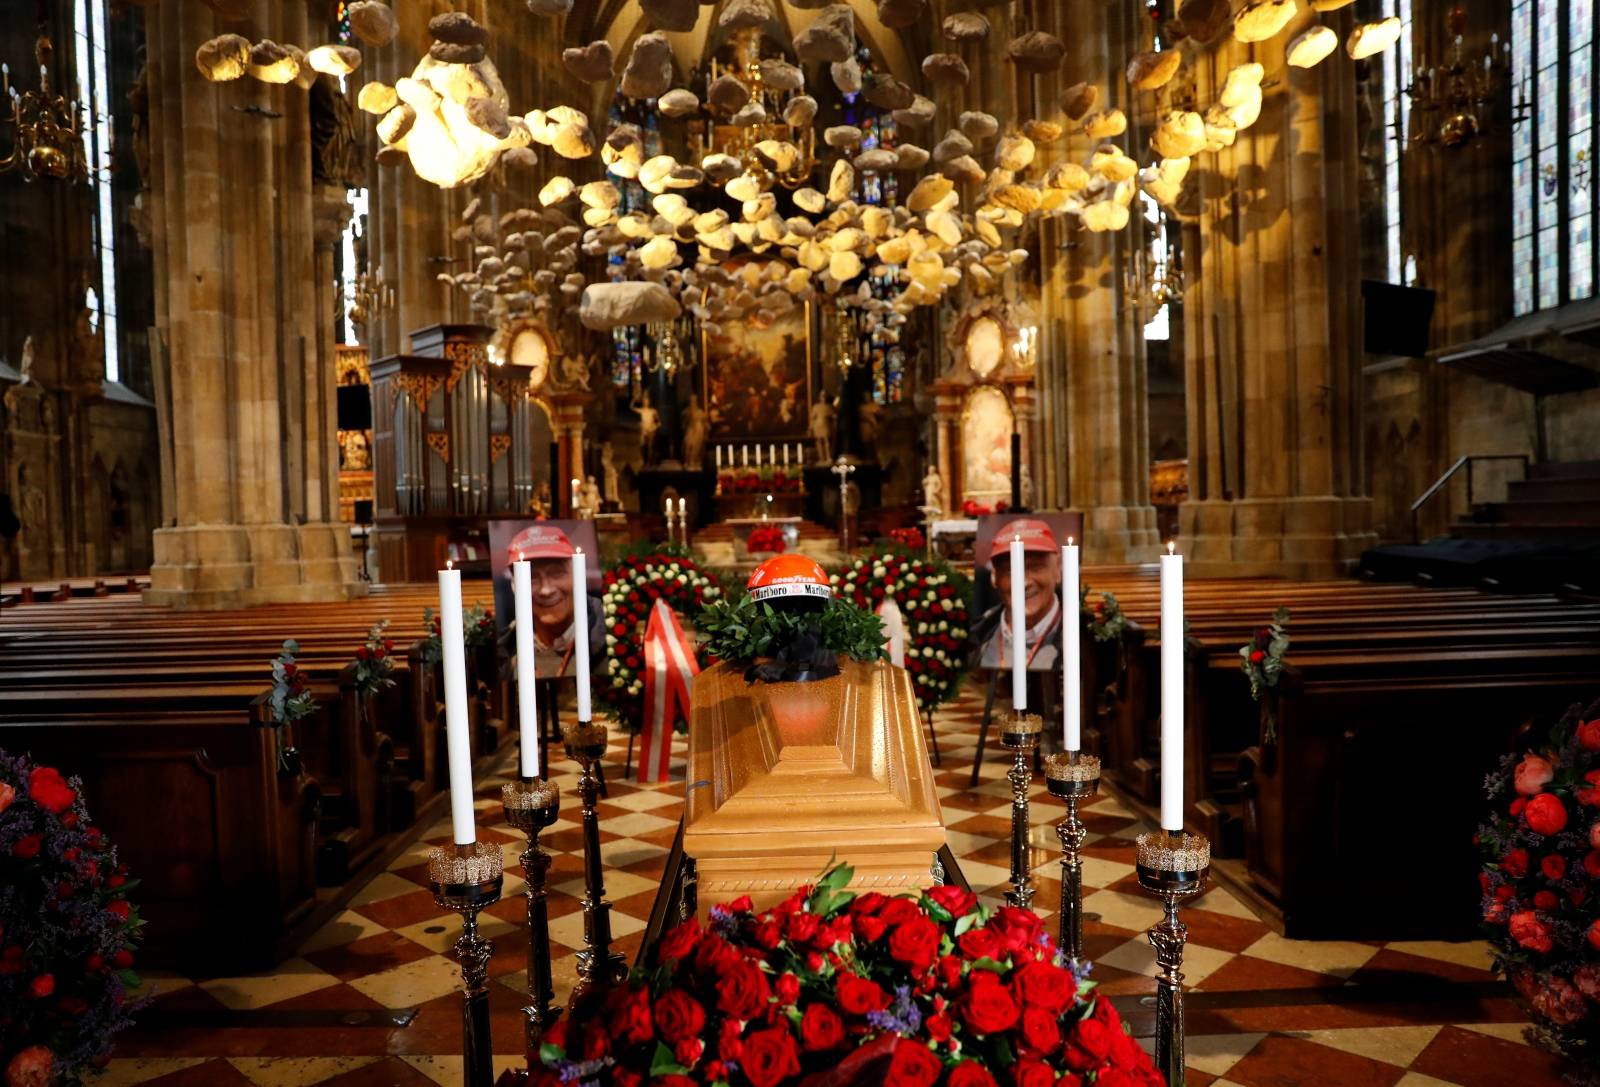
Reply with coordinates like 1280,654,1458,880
698,593,887,665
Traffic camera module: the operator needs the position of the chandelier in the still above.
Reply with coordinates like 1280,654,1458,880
0,30,86,182
1402,6,1520,150
1123,203,1184,316
343,270,395,338
833,306,856,374
693,28,818,190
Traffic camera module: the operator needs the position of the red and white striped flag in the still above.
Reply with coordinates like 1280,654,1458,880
638,598,699,782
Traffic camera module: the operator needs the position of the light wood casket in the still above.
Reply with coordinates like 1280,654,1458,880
682,658,947,915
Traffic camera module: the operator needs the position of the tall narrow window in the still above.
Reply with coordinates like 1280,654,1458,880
1512,0,1597,314
337,186,368,344
1380,0,1414,284
74,0,119,383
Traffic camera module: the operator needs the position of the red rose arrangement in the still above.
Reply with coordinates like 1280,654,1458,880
0,752,143,1085
888,528,926,551
747,526,788,555
533,865,1162,1087
719,472,767,495
1237,607,1290,744
1478,696,1600,1067
830,551,972,712
350,619,398,704
598,548,722,733
960,500,1008,517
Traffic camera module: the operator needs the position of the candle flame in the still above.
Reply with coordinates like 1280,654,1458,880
1167,540,1176,555
1067,536,1074,546
574,546,584,555
1013,533,1021,543
446,559,454,570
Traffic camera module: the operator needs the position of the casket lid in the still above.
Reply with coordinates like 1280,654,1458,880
683,658,946,862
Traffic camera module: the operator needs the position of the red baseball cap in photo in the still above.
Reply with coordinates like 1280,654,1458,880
988,518,1059,562
508,524,576,562
747,554,833,603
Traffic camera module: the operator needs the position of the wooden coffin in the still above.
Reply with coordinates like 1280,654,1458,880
683,658,947,913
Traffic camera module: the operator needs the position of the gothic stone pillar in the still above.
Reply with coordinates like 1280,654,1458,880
1179,10,1376,578
143,0,361,607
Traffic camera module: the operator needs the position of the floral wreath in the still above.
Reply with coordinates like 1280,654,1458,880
1079,588,1128,644
533,863,1163,1087
0,752,144,1086
830,549,971,712
1478,697,1600,1064
599,547,722,733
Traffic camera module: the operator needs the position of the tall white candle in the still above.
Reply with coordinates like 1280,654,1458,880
716,445,724,469
512,558,540,778
572,549,592,722
783,444,790,468
742,445,748,469
571,477,581,511
1009,535,1026,711
769,443,775,466
1159,541,1184,832
755,445,763,468
437,563,476,845
1063,538,1081,751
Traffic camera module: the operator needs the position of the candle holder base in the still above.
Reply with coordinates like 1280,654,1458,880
565,723,627,1004
428,843,505,1087
1000,712,1042,911
1135,830,1210,1087
1044,752,1100,963
502,777,561,1058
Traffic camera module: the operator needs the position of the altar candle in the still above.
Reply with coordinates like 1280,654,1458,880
1063,537,1081,751
742,445,748,469
783,444,790,468
769,443,775,465
437,561,476,845
571,477,581,512
512,557,540,778
1009,535,1026,711
572,548,592,722
755,445,763,467
717,446,723,469
1159,541,1184,832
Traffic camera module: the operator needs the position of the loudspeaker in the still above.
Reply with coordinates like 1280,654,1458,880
1361,280,1436,359
337,384,372,431
353,500,374,524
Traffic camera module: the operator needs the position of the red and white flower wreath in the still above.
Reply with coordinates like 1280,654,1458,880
831,550,971,711
599,552,720,732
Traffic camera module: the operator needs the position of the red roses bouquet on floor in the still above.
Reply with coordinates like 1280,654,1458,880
1478,696,1600,1067
747,526,788,554
534,865,1162,1087
0,751,143,1087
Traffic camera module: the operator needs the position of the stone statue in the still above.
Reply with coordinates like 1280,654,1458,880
601,441,620,501
530,481,552,518
682,400,708,469
341,429,372,470
579,475,602,515
922,465,945,514
809,398,834,464
558,350,592,391
637,393,660,463
18,336,35,383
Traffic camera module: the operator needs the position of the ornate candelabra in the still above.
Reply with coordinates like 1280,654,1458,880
1135,829,1211,1087
1044,751,1100,962
564,722,626,1001
0,30,86,182
1000,712,1042,910
426,841,505,1087
501,777,560,1056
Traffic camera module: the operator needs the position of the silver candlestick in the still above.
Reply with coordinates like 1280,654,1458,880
1135,829,1211,1087
501,777,560,1058
427,842,504,1087
565,722,626,1002
1000,711,1042,910
1044,751,1100,962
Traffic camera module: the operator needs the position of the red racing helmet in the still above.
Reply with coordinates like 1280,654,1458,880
747,554,832,605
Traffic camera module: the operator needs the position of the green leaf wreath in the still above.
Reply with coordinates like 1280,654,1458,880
698,593,887,667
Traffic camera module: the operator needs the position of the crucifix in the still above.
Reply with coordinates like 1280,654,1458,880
831,458,856,551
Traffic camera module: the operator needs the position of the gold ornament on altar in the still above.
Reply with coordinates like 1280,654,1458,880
1,30,86,183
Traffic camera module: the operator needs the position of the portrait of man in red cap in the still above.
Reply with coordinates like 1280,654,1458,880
489,519,604,678
972,517,1065,673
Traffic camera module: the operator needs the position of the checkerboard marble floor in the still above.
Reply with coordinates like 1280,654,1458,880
106,682,1566,1087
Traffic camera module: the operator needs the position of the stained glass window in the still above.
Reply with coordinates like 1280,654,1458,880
74,0,119,382
1381,0,1414,285
1513,0,1597,313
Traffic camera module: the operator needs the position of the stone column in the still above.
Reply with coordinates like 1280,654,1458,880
1179,10,1375,577
143,0,360,607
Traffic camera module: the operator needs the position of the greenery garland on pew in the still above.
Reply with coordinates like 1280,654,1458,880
1080,587,1128,643
1239,607,1291,744
1477,697,1600,1068
265,639,315,774
829,548,971,712
597,544,721,735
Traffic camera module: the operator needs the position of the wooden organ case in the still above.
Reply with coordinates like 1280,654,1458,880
369,324,545,581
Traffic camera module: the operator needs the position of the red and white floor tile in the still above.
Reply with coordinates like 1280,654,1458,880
106,684,1563,1087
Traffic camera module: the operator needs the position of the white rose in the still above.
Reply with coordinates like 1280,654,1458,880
606,634,617,646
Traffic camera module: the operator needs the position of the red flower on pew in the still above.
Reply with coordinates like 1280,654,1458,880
26,768,75,815
1516,754,1556,797
1526,793,1569,836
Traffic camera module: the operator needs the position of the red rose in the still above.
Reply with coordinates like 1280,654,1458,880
12,834,42,860
753,920,783,949
948,1062,998,1087
1012,1059,1057,1087
1509,910,1554,953
1526,793,1569,835
106,899,130,922
85,954,103,972
927,885,977,917
1065,1017,1115,1070
728,895,755,913
884,1040,942,1087
740,1025,802,1087
653,991,706,1045
1535,890,1559,911
1012,960,1077,1013
992,906,1044,954
854,915,889,943
717,960,771,1022
1019,1007,1061,1055
800,1003,844,1051
926,1012,953,1043
850,892,889,915
957,926,1005,962
775,973,801,1007
1591,821,1600,850
658,919,701,963
717,1018,743,1062
937,954,963,988
615,987,654,1045
880,899,923,927
1543,855,1568,881
888,915,941,973
29,974,54,999
1580,720,1600,751
1586,852,1600,879
0,783,15,817
1516,754,1555,796
1248,649,1266,664
1502,849,1530,878
786,912,821,944
1510,798,1528,817
582,1025,610,1061
836,972,889,1016
693,936,740,977
960,972,1020,1035
674,1039,703,1067
112,949,133,969
1589,920,1600,952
